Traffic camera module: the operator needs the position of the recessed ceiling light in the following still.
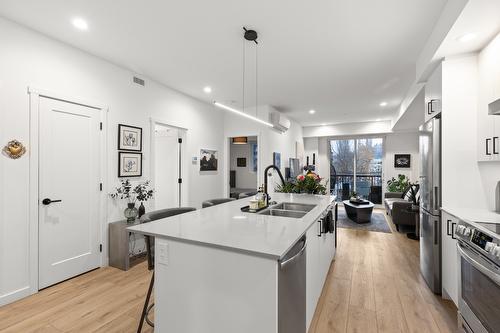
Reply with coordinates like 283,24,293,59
376,118,382,121
309,109,316,114
457,33,476,43
321,123,326,126
72,18,88,31
379,101,388,107
203,86,212,94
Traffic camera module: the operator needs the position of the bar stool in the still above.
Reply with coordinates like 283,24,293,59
201,198,236,208
137,207,196,333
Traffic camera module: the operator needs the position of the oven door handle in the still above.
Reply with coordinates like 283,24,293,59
457,243,500,286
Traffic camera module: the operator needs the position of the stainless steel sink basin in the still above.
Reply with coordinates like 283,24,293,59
271,202,316,212
258,209,307,218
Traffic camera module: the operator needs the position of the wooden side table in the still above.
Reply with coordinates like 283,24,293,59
109,219,146,270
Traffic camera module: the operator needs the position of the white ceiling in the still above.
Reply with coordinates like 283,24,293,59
0,0,449,126
434,0,500,60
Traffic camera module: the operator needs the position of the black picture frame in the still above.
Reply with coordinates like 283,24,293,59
237,158,247,167
118,124,143,151
394,154,411,168
200,149,218,172
118,152,143,177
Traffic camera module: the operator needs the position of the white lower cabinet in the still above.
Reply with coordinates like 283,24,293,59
306,211,336,329
441,210,459,306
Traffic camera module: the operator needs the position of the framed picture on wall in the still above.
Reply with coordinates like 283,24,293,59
273,152,281,169
237,157,247,167
394,154,411,168
200,149,218,171
118,124,142,151
118,152,142,177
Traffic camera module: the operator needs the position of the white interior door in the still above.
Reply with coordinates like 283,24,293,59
38,97,101,289
154,124,182,208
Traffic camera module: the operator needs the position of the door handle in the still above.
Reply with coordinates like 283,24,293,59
427,101,432,115
434,220,439,245
486,138,492,156
451,222,456,240
493,137,499,155
42,198,62,205
446,219,452,236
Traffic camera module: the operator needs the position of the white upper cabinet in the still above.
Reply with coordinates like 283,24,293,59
425,62,443,123
478,34,500,162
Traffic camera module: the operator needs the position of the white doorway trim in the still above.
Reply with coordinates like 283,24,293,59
26,86,107,300
224,133,262,198
149,118,188,208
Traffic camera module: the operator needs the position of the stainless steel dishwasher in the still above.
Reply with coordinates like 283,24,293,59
278,235,307,333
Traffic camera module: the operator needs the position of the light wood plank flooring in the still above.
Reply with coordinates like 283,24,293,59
0,211,458,333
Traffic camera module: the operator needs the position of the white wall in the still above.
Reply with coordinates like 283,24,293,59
229,138,257,189
384,132,420,189
224,108,304,195
0,17,225,304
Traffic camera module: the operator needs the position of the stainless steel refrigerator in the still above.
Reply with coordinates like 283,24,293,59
419,116,442,294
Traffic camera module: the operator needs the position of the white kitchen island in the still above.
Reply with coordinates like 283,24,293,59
128,193,336,333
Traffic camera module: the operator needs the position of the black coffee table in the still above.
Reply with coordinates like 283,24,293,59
343,200,375,223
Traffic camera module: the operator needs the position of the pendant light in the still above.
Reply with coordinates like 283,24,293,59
232,137,248,145
214,27,273,128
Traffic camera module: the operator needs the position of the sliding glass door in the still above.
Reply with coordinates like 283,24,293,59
330,137,383,204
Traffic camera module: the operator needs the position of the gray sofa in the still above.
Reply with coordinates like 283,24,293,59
384,186,419,231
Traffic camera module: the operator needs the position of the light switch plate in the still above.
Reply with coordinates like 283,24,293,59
157,240,169,266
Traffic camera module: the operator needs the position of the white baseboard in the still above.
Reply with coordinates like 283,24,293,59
0,286,34,307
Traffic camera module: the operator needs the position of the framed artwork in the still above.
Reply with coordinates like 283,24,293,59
251,143,258,172
273,152,281,169
394,154,411,168
237,157,247,167
200,149,218,171
118,152,142,177
118,124,142,151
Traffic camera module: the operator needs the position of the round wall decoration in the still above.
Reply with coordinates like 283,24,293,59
2,140,26,159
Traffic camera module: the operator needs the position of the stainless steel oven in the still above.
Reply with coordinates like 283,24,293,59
456,220,500,333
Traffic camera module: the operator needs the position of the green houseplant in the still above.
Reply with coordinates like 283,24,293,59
386,174,410,193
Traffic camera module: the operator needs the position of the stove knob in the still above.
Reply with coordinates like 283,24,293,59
457,225,465,235
485,242,496,252
464,227,472,237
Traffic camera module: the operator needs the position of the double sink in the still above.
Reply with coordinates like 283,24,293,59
258,202,317,219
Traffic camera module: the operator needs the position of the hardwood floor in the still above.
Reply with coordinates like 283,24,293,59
0,211,458,333
309,211,459,333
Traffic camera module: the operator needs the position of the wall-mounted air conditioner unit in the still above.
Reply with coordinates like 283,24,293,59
489,97,500,115
269,111,291,132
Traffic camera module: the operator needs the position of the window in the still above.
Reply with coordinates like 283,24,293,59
330,137,383,204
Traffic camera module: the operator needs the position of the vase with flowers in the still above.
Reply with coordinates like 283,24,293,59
110,179,154,223
275,171,328,195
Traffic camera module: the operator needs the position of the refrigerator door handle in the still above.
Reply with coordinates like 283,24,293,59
434,219,439,245
434,186,439,210
486,138,492,156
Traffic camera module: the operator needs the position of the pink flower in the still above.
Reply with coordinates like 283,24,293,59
297,175,305,181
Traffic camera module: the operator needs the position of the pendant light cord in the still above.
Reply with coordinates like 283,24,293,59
255,42,258,118
242,37,245,113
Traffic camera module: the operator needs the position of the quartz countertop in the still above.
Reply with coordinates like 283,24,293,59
441,206,500,224
127,193,334,260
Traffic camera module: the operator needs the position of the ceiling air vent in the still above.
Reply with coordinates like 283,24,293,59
133,76,145,86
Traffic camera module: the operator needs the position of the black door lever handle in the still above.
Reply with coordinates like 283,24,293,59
42,198,62,205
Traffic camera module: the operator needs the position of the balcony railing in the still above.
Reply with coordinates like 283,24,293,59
330,173,383,204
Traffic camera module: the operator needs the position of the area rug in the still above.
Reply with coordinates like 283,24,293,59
337,206,392,233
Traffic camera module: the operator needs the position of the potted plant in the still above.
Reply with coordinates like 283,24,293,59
387,174,410,193
110,179,154,223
